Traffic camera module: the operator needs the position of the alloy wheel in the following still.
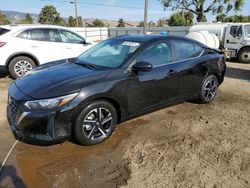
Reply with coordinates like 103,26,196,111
14,60,33,77
82,107,113,140
203,77,218,101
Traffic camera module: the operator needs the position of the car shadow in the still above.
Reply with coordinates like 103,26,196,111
225,66,250,81
0,163,26,188
0,71,11,79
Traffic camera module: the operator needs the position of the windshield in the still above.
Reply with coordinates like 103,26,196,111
244,25,250,38
75,39,140,68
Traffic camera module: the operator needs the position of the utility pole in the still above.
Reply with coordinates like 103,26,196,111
143,0,148,34
70,0,78,27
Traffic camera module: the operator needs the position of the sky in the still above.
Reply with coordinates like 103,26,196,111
1,0,250,22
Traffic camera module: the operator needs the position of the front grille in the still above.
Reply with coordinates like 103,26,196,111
9,97,24,122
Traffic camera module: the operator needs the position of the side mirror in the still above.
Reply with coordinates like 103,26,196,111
80,40,88,45
132,61,153,72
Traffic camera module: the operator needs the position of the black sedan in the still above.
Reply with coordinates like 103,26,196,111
7,35,226,145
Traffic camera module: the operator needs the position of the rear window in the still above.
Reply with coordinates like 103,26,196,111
27,29,57,42
0,28,10,36
172,40,203,61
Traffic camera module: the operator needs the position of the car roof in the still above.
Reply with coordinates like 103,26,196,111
111,34,205,46
0,24,68,31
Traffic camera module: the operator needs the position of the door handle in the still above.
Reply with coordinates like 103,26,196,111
168,69,176,76
30,45,37,48
226,39,229,44
65,47,72,49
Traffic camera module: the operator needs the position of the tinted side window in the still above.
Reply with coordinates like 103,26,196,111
17,30,29,39
0,28,10,36
136,41,173,67
28,29,57,42
237,26,242,37
59,30,84,44
230,26,239,36
173,40,203,61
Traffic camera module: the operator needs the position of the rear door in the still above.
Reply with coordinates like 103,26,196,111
16,28,63,64
171,39,205,98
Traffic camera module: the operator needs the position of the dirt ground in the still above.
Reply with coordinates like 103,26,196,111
0,62,249,188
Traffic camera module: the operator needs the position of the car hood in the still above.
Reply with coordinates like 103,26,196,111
14,60,111,99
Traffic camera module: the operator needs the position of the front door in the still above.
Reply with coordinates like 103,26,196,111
224,24,243,50
24,28,63,64
58,29,90,59
128,40,179,114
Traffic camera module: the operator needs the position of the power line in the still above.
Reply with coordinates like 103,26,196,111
40,0,169,11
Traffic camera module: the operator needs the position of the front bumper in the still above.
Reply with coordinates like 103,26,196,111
6,92,78,145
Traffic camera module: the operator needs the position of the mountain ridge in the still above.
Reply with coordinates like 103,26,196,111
0,10,139,27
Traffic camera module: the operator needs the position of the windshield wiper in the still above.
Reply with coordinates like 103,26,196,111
75,62,98,69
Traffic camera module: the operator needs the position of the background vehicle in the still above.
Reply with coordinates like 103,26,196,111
7,35,226,146
0,24,94,78
189,23,250,64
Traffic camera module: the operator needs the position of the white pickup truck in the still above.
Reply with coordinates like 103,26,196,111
190,23,250,64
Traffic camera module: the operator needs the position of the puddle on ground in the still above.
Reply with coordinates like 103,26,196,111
0,118,149,188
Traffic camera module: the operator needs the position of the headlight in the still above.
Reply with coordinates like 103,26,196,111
24,93,78,110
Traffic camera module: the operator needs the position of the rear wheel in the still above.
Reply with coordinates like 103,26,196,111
238,47,250,64
199,75,218,104
74,101,117,146
9,56,36,79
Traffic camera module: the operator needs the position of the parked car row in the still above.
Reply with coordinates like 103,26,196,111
0,25,94,78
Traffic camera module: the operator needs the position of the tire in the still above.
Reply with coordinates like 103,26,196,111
199,75,219,104
9,56,36,79
238,47,250,64
74,100,117,146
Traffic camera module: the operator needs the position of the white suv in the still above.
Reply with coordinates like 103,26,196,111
0,25,94,78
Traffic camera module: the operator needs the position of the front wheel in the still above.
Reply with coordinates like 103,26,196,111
238,47,250,64
199,75,219,104
74,101,117,146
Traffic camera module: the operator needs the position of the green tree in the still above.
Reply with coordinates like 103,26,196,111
159,0,244,22
183,11,194,25
169,12,186,26
138,21,155,27
224,15,249,22
215,14,250,23
92,19,105,27
21,13,33,24
157,19,165,27
68,16,75,26
117,18,125,27
67,16,83,27
138,21,144,27
148,21,156,27
0,12,10,25
56,17,67,26
39,5,61,25
216,14,227,22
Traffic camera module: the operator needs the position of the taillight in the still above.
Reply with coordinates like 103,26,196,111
0,42,6,48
